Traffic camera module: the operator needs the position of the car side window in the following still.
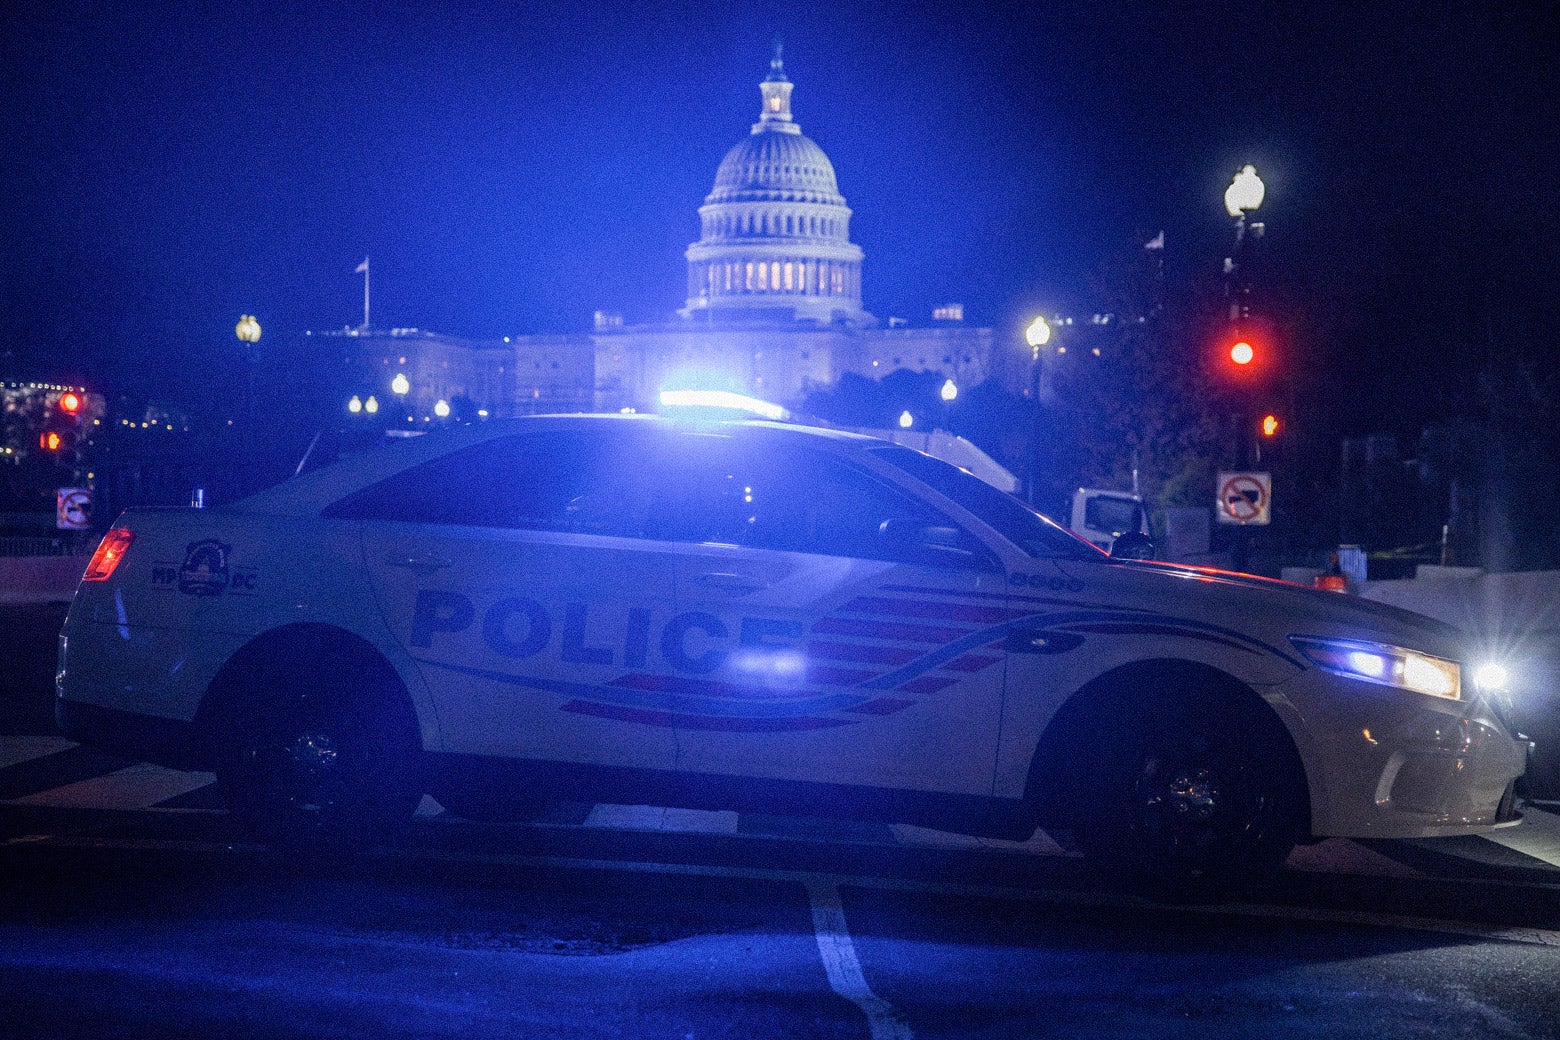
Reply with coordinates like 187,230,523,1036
658,437,989,567
324,431,654,538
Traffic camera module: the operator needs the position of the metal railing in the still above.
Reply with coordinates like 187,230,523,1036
0,535,96,558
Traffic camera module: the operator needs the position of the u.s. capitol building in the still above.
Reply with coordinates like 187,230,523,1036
326,49,995,422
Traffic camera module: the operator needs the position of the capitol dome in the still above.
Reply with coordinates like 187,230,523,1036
708,131,844,205
683,46,870,326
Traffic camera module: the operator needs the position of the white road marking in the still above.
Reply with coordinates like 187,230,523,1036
890,822,1075,856
1285,837,1423,878
0,736,77,770
582,803,739,834
1482,804,1560,868
11,763,214,810
806,878,914,1040
662,807,741,834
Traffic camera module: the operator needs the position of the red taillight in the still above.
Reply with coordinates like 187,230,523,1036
82,528,134,582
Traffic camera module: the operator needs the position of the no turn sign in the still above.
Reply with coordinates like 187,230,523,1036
1216,471,1271,526
57,487,93,530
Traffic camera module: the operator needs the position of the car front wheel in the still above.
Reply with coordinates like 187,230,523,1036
1077,691,1305,898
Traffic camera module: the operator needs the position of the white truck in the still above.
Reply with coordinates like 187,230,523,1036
1070,488,1151,554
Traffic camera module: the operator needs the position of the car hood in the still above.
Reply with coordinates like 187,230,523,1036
1055,558,1467,660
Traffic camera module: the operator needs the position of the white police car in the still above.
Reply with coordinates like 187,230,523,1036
56,415,1526,889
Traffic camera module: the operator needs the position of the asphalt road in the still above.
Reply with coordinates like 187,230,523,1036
8,602,1560,1039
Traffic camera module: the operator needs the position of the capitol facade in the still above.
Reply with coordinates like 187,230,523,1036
325,49,996,423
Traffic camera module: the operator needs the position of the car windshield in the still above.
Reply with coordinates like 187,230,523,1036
865,444,1105,560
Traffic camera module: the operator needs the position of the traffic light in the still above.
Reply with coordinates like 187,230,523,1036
40,430,74,452
1214,325,1277,382
58,391,82,415
1261,413,1280,437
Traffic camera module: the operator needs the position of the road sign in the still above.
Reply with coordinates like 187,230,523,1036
57,488,92,530
1216,471,1271,526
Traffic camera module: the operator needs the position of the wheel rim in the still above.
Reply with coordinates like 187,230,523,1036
1130,741,1278,876
243,724,353,821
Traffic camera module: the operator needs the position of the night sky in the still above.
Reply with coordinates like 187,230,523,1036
4,1,1556,434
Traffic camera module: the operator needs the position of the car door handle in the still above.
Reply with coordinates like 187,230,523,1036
385,553,453,575
695,572,767,595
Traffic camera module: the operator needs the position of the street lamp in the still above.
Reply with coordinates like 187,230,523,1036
940,378,957,403
235,315,262,459
1223,165,1266,571
391,372,410,396
1223,164,1265,326
1023,316,1052,505
899,410,914,429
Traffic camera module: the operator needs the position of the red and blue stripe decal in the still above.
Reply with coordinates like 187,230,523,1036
414,586,1297,731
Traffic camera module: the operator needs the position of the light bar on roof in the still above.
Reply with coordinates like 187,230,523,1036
658,389,789,421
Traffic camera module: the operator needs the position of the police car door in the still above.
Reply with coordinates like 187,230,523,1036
342,428,678,773
660,432,1010,798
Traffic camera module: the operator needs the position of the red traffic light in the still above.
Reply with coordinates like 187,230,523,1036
1229,341,1255,366
59,391,82,414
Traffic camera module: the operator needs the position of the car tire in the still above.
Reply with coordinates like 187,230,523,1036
211,669,421,852
1076,689,1305,899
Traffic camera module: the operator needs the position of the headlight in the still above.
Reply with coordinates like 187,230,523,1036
1290,636,1461,700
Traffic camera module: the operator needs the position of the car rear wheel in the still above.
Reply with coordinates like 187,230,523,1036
212,676,420,852
1077,691,1305,898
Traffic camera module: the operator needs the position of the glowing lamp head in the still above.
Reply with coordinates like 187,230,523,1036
1024,316,1052,349
940,379,957,402
364,395,379,414
391,373,410,396
348,396,363,414
1230,341,1255,366
1224,164,1265,218
235,314,262,343
434,399,450,418
899,410,914,429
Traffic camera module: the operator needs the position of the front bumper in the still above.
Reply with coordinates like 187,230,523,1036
1275,670,1528,840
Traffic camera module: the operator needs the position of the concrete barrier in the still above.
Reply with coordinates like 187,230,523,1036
0,555,86,604
1360,569,1560,644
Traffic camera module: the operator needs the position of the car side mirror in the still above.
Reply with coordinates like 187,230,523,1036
1109,530,1155,560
